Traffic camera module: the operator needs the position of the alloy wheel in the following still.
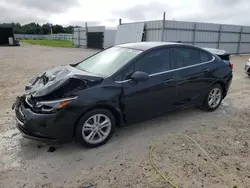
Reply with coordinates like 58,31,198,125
208,88,222,108
82,114,112,144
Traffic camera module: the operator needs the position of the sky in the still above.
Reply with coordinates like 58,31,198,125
0,0,249,27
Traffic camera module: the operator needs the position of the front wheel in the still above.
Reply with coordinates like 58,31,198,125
76,109,115,148
201,84,223,111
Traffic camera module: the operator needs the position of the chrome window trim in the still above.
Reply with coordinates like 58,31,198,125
115,56,215,84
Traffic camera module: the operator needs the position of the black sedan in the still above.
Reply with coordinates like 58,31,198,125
13,42,233,147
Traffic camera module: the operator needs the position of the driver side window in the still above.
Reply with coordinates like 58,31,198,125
115,48,170,81
115,64,134,81
134,48,170,75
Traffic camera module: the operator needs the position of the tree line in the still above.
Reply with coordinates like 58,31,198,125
0,22,80,34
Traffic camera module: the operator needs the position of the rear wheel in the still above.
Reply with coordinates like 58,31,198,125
76,109,115,148
201,84,223,111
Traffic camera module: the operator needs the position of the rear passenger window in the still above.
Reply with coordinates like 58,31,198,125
173,48,201,68
200,51,212,62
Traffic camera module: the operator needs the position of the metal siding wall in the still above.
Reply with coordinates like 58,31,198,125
145,20,162,29
222,25,241,32
146,30,162,41
66,20,250,53
144,20,250,54
163,21,195,42
239,43,250,53
195,32,219,42
221,33,240,42
196,23,220,31
88,26,105,33
73,27,87,47
80,39,87,47
220,43,238,54
115,23,144,44
243,26,250,33
72,26,116,48
241,34,250,42
73,28,79,45
163,30,193,42
103,30,116,49
166,21,195,29
73,28,79,46
144,20,162,41
79,31,87,39
195,43,218,48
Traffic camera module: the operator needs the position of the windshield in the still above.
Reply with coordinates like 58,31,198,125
76,46,142,77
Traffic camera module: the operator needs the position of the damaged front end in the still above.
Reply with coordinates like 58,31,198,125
12,65,104,141
16,65,103,113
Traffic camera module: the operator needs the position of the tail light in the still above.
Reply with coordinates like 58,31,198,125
229,62,233,69
224,60,233,69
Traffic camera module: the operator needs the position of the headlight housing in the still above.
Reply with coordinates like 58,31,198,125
35,96,78,113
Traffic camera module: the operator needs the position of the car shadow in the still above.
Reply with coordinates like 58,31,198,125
112,107,203,140
13,103,232,170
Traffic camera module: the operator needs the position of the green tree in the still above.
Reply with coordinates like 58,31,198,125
1,22,77,34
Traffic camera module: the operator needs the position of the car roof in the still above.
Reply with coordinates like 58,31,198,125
117,42,181,51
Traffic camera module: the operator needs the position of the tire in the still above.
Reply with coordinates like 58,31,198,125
76,108,115,148
201,84,223,112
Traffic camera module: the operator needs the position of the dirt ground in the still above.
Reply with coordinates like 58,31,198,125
0,44,250,188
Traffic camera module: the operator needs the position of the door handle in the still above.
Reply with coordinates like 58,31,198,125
202,68,210,73
163,78,173,84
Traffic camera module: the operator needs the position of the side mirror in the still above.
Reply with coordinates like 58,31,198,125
131,71,149,82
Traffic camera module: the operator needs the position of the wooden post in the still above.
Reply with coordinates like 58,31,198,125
78,27,80,47
85,22,88,48
217,25,222,49
161,12,166,41
193,23,197,45
237,26,243,55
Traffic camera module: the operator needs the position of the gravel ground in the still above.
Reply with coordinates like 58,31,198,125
0,44,250,188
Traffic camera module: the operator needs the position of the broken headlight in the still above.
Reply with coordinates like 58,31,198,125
35,96,78,113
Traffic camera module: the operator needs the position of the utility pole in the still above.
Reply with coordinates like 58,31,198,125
50,24,53,34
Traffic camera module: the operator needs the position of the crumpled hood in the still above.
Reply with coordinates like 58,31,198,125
25,65,103,98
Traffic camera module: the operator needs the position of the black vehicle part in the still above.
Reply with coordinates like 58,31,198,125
35,78,89,101
202,47,230,62
131,71,149,82
76,108,115,148
25,65,103,98
217,54,230,61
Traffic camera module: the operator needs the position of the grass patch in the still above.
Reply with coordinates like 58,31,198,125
20,39,74,48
